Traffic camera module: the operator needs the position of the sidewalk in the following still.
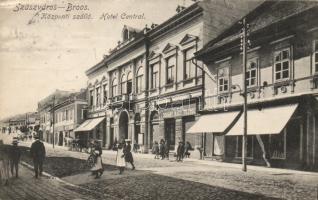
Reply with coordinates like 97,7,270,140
21,139,318,177
0,164,95,200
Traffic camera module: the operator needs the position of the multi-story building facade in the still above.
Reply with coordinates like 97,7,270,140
83,1,259,156
79,60,109,148
38,89,76,143
53,89,87,146
193,1,318,170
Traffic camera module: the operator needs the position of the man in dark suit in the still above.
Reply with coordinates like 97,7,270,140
9,139,21,178
124,139,135,170
30,134,46,178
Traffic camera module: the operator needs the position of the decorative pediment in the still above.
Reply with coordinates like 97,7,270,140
162,43,178,54
179,34,198,46
149,51,161,60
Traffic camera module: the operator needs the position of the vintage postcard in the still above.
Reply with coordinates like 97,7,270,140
0,0,318,199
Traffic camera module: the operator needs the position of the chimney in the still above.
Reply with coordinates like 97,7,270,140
176,5,186,13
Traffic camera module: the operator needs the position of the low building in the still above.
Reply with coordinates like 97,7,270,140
52,89,87,147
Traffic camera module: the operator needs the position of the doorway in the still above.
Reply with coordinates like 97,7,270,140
119,111,129,141
165,118,175,150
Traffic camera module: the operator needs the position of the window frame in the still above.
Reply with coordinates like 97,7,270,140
183,47,195,80
120,74,126,95
89,90,94,107
246,58,259,88
314,40,318,73
150,63,159,89
96,86,100,107
273,48,291,82
103,84,107,105
217,66,230,94
166,56,175,84
136,67,143,94
111,78,118,97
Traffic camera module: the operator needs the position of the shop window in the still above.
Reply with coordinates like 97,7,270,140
184,47,195,79
235,135,253,158
246,59,258,87
314,40,318,72
166,56,175,84
151,63,159,89
270,128,286,159
136,67,143,93
274,48,290,82
217,67,229,93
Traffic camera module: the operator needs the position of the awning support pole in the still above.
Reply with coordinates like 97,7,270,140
256,135,271,167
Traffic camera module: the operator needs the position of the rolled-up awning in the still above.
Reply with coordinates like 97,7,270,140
74,117,105,132
187,111,241,134
227,104,298,136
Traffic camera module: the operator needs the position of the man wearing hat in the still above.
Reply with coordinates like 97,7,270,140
124,139,135,170
9,138,21,178
30,134,46,178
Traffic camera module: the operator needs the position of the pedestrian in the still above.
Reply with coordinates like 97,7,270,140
124,139,135,170
159,139,165,160
90,141,103,179
176,141,184,162
133,140,139,153
184,141,192,158
116,140,126,174
164,140,170,160
152,141,159,159
9,139,21,178
0,144,10,186
30,134,46,178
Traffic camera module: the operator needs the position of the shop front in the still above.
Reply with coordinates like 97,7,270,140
74,117,105,148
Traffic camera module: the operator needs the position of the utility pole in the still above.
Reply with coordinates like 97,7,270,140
52,96,55,149
240,17,249,172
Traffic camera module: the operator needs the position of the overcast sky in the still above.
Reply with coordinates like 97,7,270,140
0,0,194,119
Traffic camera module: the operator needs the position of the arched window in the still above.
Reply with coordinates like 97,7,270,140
127,72,133,94
136,67,143,93
112,78,118,97
120,74,126,94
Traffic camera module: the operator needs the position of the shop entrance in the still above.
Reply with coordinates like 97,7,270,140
119,111,129,141
165,118,175,150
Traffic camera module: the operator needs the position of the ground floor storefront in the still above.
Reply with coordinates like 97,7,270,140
188,96,318,171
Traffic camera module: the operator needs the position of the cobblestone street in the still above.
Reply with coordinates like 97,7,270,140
0,164,98,200
2,139,316,200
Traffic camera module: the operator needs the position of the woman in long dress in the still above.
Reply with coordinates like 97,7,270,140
116,141,126,174
90,141,103,179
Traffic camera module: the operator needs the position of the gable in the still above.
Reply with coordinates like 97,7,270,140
179,34,198,46
162,43,178,54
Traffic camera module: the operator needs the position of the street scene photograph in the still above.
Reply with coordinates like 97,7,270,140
0,0,318,199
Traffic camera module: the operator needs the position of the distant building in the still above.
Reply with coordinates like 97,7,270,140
51,89,87,147
38,89,84,143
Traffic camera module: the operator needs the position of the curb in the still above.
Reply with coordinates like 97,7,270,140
20,161,120,200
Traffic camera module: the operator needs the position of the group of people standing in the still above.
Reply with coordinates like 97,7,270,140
152,139,170,160
0,134,46,186
152,139,192,162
